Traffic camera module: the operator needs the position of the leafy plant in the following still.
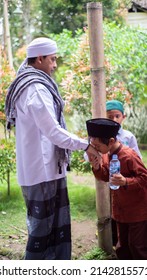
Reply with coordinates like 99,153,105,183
61,23,147,116
70,150,91,173
0,51,16,194
82,246,108,260
0,50,16,130
0,138,16,195
124,105,147,144
104,23,147,106
33,0,121,35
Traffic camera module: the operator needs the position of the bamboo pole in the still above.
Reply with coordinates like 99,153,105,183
87,2,112,254
3,0,13,69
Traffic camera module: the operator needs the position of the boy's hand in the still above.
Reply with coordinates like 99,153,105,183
86,144,101,159
110,173,127,186
88,153,102,170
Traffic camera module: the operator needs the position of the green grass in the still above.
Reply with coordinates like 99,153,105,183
0,176,26,237
0,172,96,237
0,172,97,259
81,247,108,260
67,174,96,220
141,150,147,167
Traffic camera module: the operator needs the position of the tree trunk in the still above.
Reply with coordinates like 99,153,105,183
3,0,13,68
87,2,112,254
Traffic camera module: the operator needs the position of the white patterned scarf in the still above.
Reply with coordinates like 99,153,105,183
5,66,71,174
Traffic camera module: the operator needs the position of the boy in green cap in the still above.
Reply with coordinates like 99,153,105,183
106,100,142,158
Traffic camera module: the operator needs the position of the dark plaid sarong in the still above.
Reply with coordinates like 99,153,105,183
21,177,71,260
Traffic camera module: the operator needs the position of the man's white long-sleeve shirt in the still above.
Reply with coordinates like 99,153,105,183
15,83,88,186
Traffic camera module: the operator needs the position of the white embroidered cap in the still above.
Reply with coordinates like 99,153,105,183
27,37,57,58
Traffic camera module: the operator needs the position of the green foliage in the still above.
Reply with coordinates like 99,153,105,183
0,138,16,183
38,0,86,34
70,150,91,173
50,29,83,84
0,53,16,192
124,105,147,144
0,0,133,56
82,246,108,260
0,0,125,46
61,23,147,118
8,0,35,53
141,150,147,167
60,30,91,117
104,22,147,106
0,0,123,55
50,29,83,62
35,0,121,35
0,52,15,127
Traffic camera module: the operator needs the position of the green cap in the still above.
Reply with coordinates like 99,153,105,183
106,100,124,114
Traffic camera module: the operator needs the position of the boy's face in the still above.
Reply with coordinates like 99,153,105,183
107,110,125,125
90,137,113,154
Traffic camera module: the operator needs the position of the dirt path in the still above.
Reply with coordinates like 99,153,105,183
0,219,97,260
72,219,97,259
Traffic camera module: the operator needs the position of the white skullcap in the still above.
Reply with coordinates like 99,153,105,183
27,37,57,58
